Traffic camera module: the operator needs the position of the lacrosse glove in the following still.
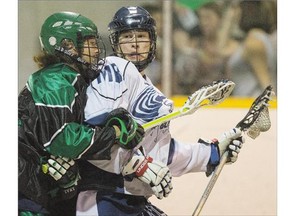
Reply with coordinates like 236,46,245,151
122,154,173,200
200,128,244,176
104,107,145,149
42,155,80,200
217,128,244,163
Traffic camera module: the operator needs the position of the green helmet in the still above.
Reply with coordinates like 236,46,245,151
39,11,106,81
40,11,98,54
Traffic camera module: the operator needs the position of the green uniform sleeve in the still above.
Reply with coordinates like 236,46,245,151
45,122,95,158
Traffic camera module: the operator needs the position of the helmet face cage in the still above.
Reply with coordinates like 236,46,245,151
108,6,157,72
77,34,106,73
40,11,106,80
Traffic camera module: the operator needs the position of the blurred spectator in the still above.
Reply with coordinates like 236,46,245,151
142,2,200,92
173,2,201,38
174,1,240,94
227,0,277,96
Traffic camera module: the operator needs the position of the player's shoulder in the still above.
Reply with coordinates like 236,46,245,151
35,63,78,77
28,63,81,106
105,56,139,76
29,63,80,90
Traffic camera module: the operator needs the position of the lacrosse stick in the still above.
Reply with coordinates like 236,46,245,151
142,80,235,131
124,80,235,165
192,85,273,216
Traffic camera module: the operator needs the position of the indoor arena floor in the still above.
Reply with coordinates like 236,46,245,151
149,108,277,216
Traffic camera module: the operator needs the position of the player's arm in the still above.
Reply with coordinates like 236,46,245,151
167,129,244,177
46,107,145,160
45,122,117,160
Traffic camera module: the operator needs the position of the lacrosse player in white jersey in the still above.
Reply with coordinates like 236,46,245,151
76,6,245,216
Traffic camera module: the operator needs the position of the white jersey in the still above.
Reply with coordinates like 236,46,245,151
84,56,211,197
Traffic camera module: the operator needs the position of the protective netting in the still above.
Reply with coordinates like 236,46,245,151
247,106,271,139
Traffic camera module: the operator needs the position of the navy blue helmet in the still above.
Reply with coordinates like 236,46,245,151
108,6,157,72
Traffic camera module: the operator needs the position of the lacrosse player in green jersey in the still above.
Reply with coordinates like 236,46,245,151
18,11,144,216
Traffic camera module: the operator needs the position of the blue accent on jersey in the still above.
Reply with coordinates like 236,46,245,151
95,63,123,84
167,138,175,165
85,112,108,125
131,86,166,122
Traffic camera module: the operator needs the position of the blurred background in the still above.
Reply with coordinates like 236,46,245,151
18,0,277,98
18,1,278,215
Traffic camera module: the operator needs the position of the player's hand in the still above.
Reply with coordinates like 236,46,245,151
42,155,80,199
199,128,244,176
122,155,173,199
217,128,244,163
104,107,145,149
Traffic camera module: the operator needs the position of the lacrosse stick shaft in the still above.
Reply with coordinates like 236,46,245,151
142,107,200,131
192,152,229,216
142,110,181,131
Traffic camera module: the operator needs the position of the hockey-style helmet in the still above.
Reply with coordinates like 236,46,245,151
40,11,105,80
108,6,157,72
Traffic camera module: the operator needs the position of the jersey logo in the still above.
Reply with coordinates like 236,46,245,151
94,63,122,84
131,86,169,122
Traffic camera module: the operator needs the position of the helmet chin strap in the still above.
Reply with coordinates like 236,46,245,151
54,45,101,82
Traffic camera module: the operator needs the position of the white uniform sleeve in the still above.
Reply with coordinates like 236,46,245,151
168,139,211,177
121,60,173,125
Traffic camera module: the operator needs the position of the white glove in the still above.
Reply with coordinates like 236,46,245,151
217,128,244,164
122,155,173,199
204,128,244,176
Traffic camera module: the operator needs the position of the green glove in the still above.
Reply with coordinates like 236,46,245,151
105,108,145,149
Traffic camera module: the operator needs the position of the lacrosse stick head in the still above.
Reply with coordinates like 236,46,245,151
206,79,235,105
236,85,273,139
184,79,235,109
